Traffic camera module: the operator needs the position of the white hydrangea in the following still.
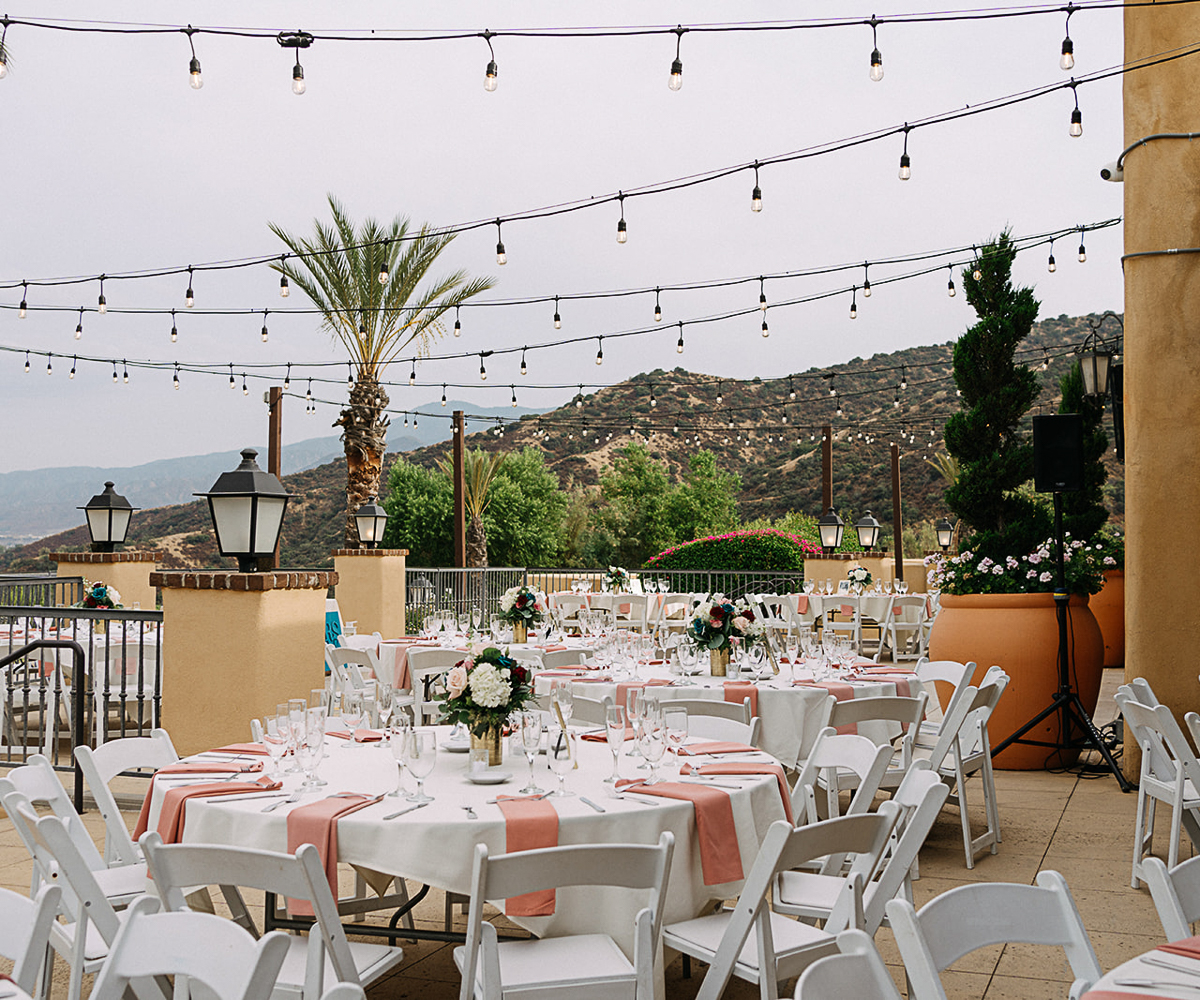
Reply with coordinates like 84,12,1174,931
468,661,510,708
499,586,519,612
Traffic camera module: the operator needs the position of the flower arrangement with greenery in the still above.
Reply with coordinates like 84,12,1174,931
76,580,122,609
847,565,873,589
924,533,1106,596
687,594,764,651
497,584,546,626
438,646,536,736
603,566,631,592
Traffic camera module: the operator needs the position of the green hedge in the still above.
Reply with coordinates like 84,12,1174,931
644,529,823,572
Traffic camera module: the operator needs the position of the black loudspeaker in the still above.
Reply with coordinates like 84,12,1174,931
1033,414,1084,492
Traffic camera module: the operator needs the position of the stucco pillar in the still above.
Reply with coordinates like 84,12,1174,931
332,548,408,638
1123,5,1200,778
151,569,335,756
51,551,162,610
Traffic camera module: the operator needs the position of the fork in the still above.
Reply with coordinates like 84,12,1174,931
262,787,305,812
462,805,478,820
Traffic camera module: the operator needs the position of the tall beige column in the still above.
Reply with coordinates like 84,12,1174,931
51,551,162,610
1123,6,1200,774
332,548,408,638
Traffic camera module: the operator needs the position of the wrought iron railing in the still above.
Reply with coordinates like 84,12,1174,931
0,574,85,608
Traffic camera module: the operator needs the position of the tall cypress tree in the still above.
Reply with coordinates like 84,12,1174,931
943,231,1049,556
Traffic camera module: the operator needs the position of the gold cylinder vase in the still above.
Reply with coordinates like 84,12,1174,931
512,621,528,644
470,725,504,767
710,647,729,677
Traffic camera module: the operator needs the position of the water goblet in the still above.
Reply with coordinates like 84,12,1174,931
663,706,689,761
263,717,287,779
404,729,437,803
637,709,667,783
286,698,306,772
626,687,646,757
518,711,545,794
297,729,325,789
604,705,626,783
547,727,577,797
746,643,766,677
340,690,364,742
376,683,395,730
552,679,574,727
387,721,411,797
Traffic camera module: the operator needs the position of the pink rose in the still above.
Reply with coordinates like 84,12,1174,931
732,616,750,631
446,666,468,699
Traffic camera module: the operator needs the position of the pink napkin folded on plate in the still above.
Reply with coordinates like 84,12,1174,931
846,674,914,698
681,761,793,824
676,741,758,757
536,644,568,652
723,682,759,717
210,743,270,756
581,726,635,743
617,779,743,885
287,792,383,915
496,795,559,915
133,774,281,843
327,728,385,742
155,761,263,776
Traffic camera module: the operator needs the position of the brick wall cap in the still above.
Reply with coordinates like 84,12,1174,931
50,551,163,563
150,570,337,591
331,548,409,557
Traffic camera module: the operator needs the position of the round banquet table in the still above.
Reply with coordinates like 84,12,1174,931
143,723,788,987
1086,947,1200,997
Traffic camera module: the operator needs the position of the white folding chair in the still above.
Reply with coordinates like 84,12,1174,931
549,594,588,621
886,870,1101,1000
453,833,674,1000
0,884,62,999
659,697,751,725
74,728,178,866
912,658,977,747
141,833,406,1000
795,929,903,1000
790,727,893,830
822,595,863,652
656,593,695,632
0,754,148,905
614,594,651,632
687,714,761,747
565,695,611,726
540,648,588,669
825,692,929,793
662,813,900,1000
1115,687,1200,888
876,595,928,662
407,647,467,724
1143,854,1200,942
90,895,290,1000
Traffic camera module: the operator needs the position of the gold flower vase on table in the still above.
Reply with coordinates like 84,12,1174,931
470,725,504,767
710,647,729,677
512,621,528,644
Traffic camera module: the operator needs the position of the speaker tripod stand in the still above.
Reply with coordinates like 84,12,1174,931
990,491,1132,791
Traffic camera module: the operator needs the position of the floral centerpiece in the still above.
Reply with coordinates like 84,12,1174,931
498,584,546,642
76,580,122,609
687,594,763,676
603,565,631,592
437,646,535,764
847,565,872,590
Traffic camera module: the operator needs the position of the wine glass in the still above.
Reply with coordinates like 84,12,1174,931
404,729,437,803
286,698,306,771
547,727,576,797
387,721,411,797
746,643,766,678
663,706,689,761
604,705,626,783
784,633,800,683
340,690,364,742
552,679,574,727
376,683,394,731
626,688,645,757
637,707,667,783
296,729,324,790
304,707,328,786
263,716,287,780
518,711,545,794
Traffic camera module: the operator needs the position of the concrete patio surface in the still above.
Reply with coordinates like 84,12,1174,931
0,667,1179,999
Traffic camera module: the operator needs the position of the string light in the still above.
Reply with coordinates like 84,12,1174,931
758,277,768,311
789,378,796,401
228,363,235,388
185,25,202,89
575,386,583,409
751,161,762,212
971,247,982,281
378,249,390,285
900,366,907,390
277,30,314,94
112,360,118,383
494,219,506,265
260,309,269,343
898,124,911,180
616,193,627,243
185,266,195,308
1078,227,1087,262
716,381,723,405
169,309,178,342
18,282,26,318
242,373,248,395
654,288,662,323
479,354,487,380
23,350,29,373
668,25,685,91
97,276,107,314
173,362,179,389
306,378,313,406
1048,240,1057,272
553,295,561,329
408,360,417,386
849,286,858,320
453,305,461,337
347,361,354,385
511,385,518,407
650,384,657,407
676,321,684,354
946,265,956,297
761,317,769,338
123,360,130,384
835,394,844,417
862,264,872,298
441,384,447,406
595,337,604,365
75,308,83,340
482,29,498,91
869,16,884,82
70,355,76,379
284,363,291,390
1060,4,1076,70
1069,81,1082,136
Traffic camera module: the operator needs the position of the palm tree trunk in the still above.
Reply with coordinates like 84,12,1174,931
336,375,390,546
466,514,488,568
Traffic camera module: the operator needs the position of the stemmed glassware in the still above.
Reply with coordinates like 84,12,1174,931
518,711,545,795
263,715,287,780
296,726,325,790
303,706,328,786
376,683,395,731
626,688,645,758
547,727,577,797
663,706,689,762
340,690,364,742
551,679,574,727
404,729,437,803
637,705,666,783
604,705,626,783
286,698,306,771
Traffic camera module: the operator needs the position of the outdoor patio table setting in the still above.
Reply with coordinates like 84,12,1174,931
1084,939,1200,998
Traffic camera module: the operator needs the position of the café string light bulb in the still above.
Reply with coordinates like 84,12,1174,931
668,25,685,91
408,360,416,386
23,351,29,373
761,317,769,338
75,308,84,340
112,361,118,384
520,348,528,376
347,361,354,385
173,362,179,389
123,360,130,384
849,286,858,320
229,363,235,389
1078,228,1087,263
494,219,506,265
479,354,487,381
751,161,763,212
654,287,662,322
676,322,685,354
716,380,723,405
553,296,561,329
947,265,956,297
185,266,195,308
453,305,461,337
242,373,248,396
441,384,447,406
511,385,518,407
260,310,269,343
70,355,76,380
862,263,872,298
595,337,604,365
185,26,203,89
284,363,291,390
1060,6,1076,70
18,282,27,318
97,276,107,314
170,310,178,342
869,17,884,81
759,276,768,311
1069,83,1083,137
898,125,911,180
1048,240,1057,272
616,192,627,243
483,30,498,91
378,251,390,285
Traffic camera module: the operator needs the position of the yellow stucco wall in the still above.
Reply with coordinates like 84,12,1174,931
55,556,159,610
332,550,407,637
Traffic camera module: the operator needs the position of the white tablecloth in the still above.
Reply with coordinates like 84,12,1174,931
145,726,786,976
1088,948,1200,996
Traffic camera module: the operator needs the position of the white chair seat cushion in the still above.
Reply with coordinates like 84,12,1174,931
273,936,406,996
775,871,844,913
453,934,635,1000
93,860,150,902
664,909,831,973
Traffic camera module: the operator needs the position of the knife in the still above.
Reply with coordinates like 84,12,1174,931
383,800,430,820
201,792,288,803
580,796,606,813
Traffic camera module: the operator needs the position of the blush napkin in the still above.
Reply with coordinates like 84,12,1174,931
723,682,759,717
133,774,281,843
286,792,384,916
793,680,858,733
676,741,758,757
496,795,560,915
681,761,794,824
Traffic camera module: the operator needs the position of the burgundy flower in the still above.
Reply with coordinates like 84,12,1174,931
709,605,727,622
511,665,527,684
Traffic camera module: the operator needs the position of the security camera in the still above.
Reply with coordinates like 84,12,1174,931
1100,160,1124,182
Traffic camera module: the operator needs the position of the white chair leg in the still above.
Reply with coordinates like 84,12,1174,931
1133,789,1150,888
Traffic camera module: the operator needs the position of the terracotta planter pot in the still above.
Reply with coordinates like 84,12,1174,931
927,592,1104,770
1090,569,1125,668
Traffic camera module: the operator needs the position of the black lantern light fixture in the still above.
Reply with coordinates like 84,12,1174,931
854,510,882,550
1078,311,1122,398
354,495,389,549
817,508,845,555
196,448,292,572
80,482,139,553
935,517,956,552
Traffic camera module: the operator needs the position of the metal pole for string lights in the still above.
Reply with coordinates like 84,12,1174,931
821,424,833,511
453,410,466,568
891,443,904,583
265,386,283,570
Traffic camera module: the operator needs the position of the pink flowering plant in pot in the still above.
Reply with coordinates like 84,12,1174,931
924,534,1105,596
437,646,536,737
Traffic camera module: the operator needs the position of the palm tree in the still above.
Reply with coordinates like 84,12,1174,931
271,195,495,545
438,448,506,567
925,451,960,487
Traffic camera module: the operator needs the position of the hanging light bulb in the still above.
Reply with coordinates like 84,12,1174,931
676,322,685,354
170,310,178,342
650,385,657,407
480,355,487,381
1060,8,1075,70
972,246,983,281
23,351,29,373
789,378,796,401
260,310,269,343
595,337,604,365
901,367,907,390
869,17,884,81
242,374,248,395
836,395,843,417
898,124,911,180
378,253,390,285
668,26,685,90
292,58,306,94
520,348,528,376
185,267,195,308
654,288,663,322
441,384,447,406
751,161,763,212
616,193,627,243
97,277,107,314
284,363,291,390
894,391,900,408
18,282,27,319
1078,229,1087,262
850,287,858,320
759,277,768,311
716,381,724,405
279,273,290,297
862,264,871,298
511,385,518,407
494,219,506,265
828,377,836,397
453,306,462,337
946,266,956,297
408,361,417,386
483,30,498,91
761,318,769,338
347,361,354,385
75,308,84,340
123,361,130,384
70,355,76,380
1048,241,1057,272
229,364,236,389
185,26,203,88
112,361,118,383
173,363,180,390
553,296,561,329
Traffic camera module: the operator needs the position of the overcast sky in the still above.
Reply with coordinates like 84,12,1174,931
0,2,1128,476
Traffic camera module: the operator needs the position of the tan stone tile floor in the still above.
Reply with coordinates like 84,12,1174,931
0,668,1183,999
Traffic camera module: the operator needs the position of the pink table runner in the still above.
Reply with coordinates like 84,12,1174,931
133,774,280,843
496,795,559,915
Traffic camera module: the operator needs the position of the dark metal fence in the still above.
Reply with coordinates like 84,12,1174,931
404,566,804,629
0,574,85,608
0,606,164,769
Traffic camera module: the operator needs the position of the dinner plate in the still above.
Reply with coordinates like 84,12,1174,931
442,740,472,753
467,770,513,785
